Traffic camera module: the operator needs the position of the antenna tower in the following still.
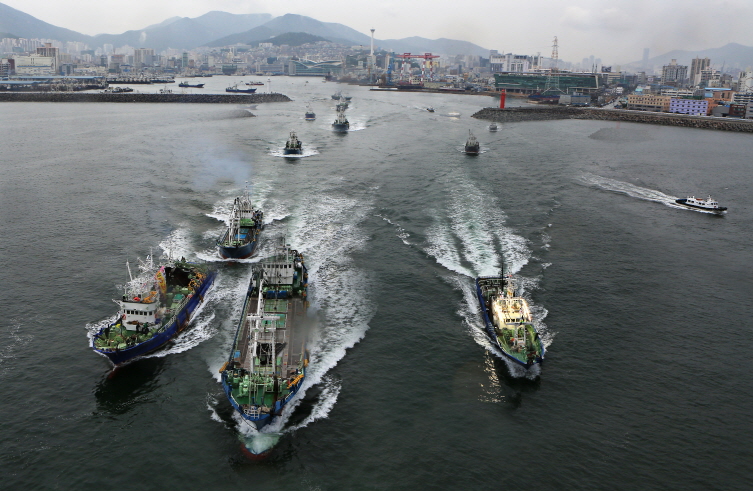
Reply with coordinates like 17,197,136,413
543,36,564,94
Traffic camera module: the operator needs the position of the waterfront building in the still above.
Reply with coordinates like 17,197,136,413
733,92,753,104
690,57,711,86
669,98,709,115
661,59,688,86
12,55,55,75
134,48,155,68
489,52,542,73
737,69,753,93
661,88,696,98
288,59,342,76
627,94,672,112
0,58,13,77
493,72,599,94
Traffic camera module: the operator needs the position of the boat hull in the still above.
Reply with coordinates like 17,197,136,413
283,148,303,155
332,123,349,132
465,146,480,155
92,270,216,365
675,199,726,213
475,277,545,368
218,239,257,259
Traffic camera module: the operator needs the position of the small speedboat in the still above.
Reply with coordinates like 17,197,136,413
675,195,727,214
427,107,435,112
489,122,498,131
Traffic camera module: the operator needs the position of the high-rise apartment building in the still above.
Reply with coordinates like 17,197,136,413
690,57,711,86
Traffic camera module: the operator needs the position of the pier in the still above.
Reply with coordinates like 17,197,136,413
0,92,291,103
472,107,753,133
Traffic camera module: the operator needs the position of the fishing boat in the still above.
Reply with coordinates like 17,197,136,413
91,255,216,365
304,105,316,121
246,81,265,86
489,122,498,132
227,84,257,93
336,98,349,110
217,190,263,259
331,92,342,100
283,131,303,155
476,275,545,368
675,195,727,214
332,107,349,132
219,239,310,432
464,130,480,155
179,82,204,88
344,95,352,101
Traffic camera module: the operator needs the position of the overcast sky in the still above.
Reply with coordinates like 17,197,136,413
5,0,753,64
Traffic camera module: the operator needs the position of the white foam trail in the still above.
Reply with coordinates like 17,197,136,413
0,318,35,377
158,227,195,260
376,214,411,245
269,148,320,158
580,173,712,212
287,376,341,431
424,171,530,277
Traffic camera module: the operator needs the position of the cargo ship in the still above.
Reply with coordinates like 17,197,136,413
219,239,310,434
91,255,216,365
475,274,545,368
217,190,263,260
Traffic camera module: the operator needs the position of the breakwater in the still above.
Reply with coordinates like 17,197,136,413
472,106,753,133
0,92,291,103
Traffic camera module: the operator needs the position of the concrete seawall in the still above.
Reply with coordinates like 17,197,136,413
0,92,292,104
472,107,753,133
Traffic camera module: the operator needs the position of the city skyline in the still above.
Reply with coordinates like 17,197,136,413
3,0,753,64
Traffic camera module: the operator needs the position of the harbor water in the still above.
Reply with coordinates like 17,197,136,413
1,77,752,489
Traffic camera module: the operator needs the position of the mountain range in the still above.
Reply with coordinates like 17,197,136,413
0,2,489,56
624,43,753,71
3,2,752,65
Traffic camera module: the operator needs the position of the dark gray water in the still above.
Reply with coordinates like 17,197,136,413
1,77,752,490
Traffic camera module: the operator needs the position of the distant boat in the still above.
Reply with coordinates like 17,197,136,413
336,98,349,110
488,122,498,131
227,84,257,93
675,195,727,214
245,81,265,86
304,105,316,121
179,82,204,88
331,91,342,100
427,107,435,112
464,130,480,155
283,131,303,155
344,95,352,101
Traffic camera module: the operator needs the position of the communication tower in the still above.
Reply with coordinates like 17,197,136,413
543,36,564,95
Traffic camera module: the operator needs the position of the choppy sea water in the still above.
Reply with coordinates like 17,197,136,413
1,77,752,490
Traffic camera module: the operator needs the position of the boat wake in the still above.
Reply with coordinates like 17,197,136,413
580,173,713,212
383,169,548,378
424,172,530,277
1,318,36,378
269,148,320,159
